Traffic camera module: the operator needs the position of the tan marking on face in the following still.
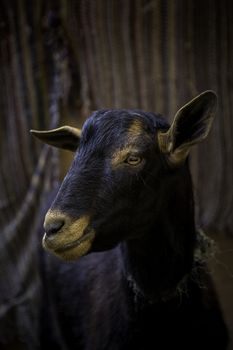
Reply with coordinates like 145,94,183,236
111,119,145,167
51,232,95,261
111,146,137,167
127,119,144,137
43,210,95,260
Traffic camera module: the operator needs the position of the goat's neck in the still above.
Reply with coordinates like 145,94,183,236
121,173,196,302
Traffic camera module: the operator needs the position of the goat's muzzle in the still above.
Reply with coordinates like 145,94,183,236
42,210,95,260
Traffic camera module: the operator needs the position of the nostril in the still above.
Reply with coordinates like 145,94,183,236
44,219,65,237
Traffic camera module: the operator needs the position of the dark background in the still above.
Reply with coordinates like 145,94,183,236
0,1,232,348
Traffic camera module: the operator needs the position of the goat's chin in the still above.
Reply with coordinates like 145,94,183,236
42,230,95,261
53,239,94,261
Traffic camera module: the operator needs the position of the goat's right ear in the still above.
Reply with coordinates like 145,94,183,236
157,90,217,166
30,126,81,151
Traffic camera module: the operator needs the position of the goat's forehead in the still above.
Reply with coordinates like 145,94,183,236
82,109,163,137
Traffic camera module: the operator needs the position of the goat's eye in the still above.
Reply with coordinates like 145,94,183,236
125,155,142,166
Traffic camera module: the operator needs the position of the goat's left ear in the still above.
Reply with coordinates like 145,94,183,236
30,126,81,151
158,90,217,166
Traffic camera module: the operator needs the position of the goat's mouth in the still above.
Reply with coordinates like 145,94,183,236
43,228,95,261
55,229,95,253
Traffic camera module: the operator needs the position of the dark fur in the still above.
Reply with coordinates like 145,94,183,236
40,110,228,349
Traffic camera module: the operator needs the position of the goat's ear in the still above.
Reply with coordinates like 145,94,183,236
158,90,217,166
30,126,81,151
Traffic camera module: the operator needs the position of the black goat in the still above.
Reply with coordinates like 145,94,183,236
32,91,228,349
